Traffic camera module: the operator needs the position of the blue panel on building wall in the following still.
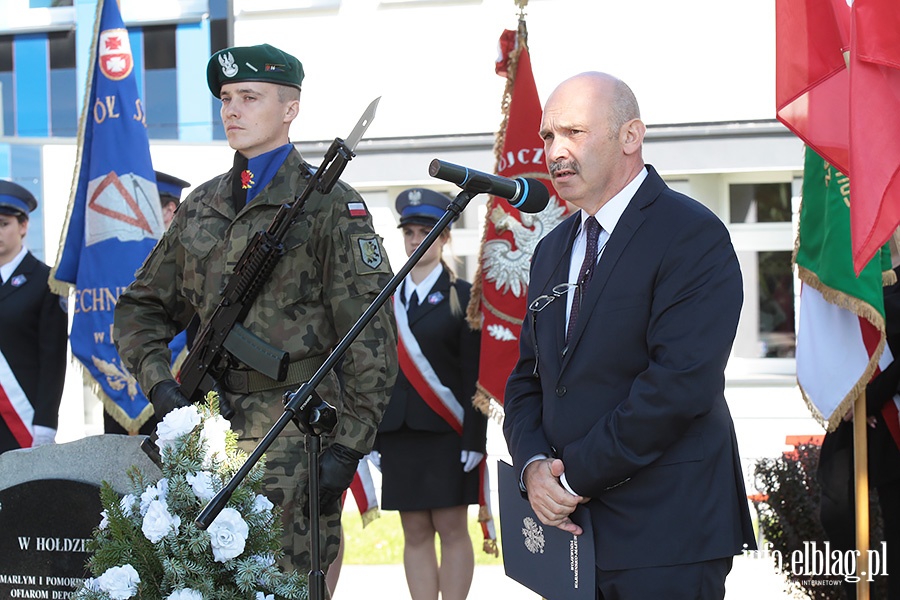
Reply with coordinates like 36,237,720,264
14,34,50,137
145,68,178,139
50,68,78,137
0,73,13,136
10,145,45,263
75,0,98,117
0,144,10,179
130,28,144,101
209,0,228,20
211,97,225,140
176,21,212,142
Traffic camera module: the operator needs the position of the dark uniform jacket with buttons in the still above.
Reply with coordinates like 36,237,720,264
379,268,486,452
0,251,68,453
503,165,756,571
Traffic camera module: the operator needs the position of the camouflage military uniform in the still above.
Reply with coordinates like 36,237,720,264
114,148,398,569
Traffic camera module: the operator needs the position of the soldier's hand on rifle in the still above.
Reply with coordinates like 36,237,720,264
150,380,191,418
211,382,235,420
307,443,364,516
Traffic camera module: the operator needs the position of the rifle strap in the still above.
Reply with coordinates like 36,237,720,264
223,354,327,394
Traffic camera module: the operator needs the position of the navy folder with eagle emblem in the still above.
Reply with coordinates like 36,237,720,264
498,460,595,600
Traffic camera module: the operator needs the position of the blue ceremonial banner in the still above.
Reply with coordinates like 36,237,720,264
50,0,165,433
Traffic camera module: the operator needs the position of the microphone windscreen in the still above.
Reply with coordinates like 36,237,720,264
512,178,551,213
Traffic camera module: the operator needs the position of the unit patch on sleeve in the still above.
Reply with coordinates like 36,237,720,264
352,234,390,274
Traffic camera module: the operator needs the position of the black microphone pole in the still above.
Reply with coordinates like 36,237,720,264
195,186,479,600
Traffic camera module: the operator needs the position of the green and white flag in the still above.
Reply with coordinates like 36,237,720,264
794,146,894,431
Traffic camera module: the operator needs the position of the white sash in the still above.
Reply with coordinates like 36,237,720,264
0,348,34,447
393,295,464,432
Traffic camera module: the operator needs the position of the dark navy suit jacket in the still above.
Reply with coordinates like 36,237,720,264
0,251,68,453
503,166,756,570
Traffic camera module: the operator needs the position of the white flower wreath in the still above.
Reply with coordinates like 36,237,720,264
73,393,308,600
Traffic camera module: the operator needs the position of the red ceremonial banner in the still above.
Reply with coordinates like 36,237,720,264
776,0,900,275
467,24,569,417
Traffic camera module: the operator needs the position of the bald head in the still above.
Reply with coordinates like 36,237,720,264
540,72,646,211
551,72,641,139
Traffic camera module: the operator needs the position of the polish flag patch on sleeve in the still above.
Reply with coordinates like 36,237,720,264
348,202,368,217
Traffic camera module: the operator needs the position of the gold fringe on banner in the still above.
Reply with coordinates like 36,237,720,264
465,13,529,332
479,504,499,557
360,507,381,529
472,385,505,425
796,264,886,432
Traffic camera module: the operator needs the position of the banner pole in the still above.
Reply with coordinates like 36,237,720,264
853,390,870,600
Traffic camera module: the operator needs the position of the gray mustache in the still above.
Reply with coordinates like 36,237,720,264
549,161,577,174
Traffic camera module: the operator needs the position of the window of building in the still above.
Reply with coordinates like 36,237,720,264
730,182,792,224
0,36,12,134
757,250,796,357
143,25,176,70
727,177,798,369
48,28,77,136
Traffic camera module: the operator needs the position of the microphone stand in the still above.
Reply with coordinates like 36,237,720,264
195,187,478,600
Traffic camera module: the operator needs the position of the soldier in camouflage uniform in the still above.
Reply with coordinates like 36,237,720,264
113,43,398,574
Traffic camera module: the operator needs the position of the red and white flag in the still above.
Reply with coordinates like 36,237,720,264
776,0,900,275
466,24,569,417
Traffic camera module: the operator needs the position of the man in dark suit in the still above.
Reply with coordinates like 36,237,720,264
0,180,68,454
503,72,756,599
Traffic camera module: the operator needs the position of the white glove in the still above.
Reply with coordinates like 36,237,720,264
460,450,484,473
31,425,57,447
366,450,382,472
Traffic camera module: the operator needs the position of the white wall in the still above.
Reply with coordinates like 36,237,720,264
234,0,776,141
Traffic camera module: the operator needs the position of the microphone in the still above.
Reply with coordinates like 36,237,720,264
428,159,550,213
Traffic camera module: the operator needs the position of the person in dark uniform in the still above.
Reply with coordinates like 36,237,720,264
155,170,191,229
376,188,486,600
103,170,190,436
0,180,68,454
818,264,900,599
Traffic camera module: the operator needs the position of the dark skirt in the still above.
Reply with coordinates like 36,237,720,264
379,427,480,511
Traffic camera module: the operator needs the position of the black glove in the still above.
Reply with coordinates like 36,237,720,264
211,383,235,420
150,380,191,419
306,443,364,516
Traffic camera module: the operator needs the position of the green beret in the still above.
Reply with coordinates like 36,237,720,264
207,43,304,97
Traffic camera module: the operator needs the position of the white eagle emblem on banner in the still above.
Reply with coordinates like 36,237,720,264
483,194,567,297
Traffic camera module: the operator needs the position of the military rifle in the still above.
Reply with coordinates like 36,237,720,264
141,98,380,464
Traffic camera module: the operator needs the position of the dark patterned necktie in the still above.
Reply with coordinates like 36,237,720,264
566,216,600,343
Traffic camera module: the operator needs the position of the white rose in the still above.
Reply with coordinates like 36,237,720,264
167,589,203,600
187,471,217,502
99,509,109,530
256,593,275,600
142,499,181,543
252,494,274,515
140,478,169,516
200,414,230,467
156,405,202,453
96,564,140,600
207,507,249,562
120,494,137,517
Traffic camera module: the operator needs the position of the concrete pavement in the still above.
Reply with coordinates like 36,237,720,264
333,554,799,599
